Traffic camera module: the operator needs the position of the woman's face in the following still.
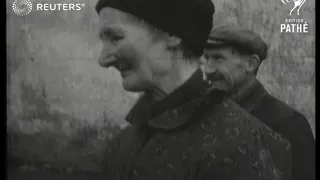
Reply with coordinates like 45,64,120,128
98,7,173,92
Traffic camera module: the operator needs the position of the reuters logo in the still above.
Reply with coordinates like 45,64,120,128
12,0,33,16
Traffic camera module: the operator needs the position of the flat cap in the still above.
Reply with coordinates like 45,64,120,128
206,26,269,61
96,0,215,57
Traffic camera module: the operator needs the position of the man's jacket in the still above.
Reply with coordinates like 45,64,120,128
231,78,315,180
102,69,292,180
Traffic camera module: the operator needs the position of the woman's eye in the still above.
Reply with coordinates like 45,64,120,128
100,30,124,43
111,35,124,42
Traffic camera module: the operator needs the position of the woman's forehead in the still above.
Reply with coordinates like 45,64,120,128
98,7,160,39
99,7,141,26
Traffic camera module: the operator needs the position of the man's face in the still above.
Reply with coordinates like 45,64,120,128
98,7,172,92
202,46,249,88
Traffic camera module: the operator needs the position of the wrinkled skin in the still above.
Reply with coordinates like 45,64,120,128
98,7,175,92
202,46,255,92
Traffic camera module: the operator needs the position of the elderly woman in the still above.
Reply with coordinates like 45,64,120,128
95,0,293,179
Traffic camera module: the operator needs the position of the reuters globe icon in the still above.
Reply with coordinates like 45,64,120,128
12,0,33,16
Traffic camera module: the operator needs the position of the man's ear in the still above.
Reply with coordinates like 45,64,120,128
200,54,208,64
246,54,261,73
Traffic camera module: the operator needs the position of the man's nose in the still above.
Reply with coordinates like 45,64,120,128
98,45,117,68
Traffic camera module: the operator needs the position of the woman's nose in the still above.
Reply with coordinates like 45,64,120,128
98,53,117,68
98,44,117,68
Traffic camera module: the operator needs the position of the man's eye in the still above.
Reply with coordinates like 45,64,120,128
212,55,224,62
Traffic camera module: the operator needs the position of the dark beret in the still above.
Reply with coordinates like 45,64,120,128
206,26,269,61
95,0,215,57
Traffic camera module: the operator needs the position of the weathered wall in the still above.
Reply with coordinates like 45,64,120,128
7,0,315,172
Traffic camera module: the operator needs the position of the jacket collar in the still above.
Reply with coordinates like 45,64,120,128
125,69,213,130
231,77,267,112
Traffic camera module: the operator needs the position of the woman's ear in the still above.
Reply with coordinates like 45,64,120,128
165,36,182,49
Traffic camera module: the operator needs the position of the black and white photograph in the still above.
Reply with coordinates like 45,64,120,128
7,0,315,179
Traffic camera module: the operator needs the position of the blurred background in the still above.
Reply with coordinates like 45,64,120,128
7,0,315,177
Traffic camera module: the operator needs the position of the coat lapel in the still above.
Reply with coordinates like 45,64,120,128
125,69,212,130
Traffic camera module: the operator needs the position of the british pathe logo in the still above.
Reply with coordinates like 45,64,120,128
281,0,306,16
280,0,309,33
12,0,33,16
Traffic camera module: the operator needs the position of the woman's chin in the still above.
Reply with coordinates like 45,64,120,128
122,79,145,93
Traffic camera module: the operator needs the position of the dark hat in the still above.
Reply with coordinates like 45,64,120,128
95,0,215,57
206,26,269,61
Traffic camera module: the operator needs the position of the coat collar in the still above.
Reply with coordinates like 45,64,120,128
125,69,214,130
231,77,267,112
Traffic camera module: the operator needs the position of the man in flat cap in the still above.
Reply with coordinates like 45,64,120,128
95,0,293,179
202,25,315,180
